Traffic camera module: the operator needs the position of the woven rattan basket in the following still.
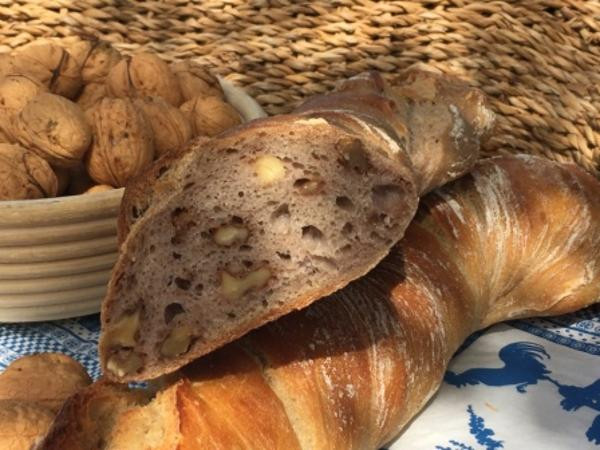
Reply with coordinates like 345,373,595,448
1,0,597,175
0,1,598,321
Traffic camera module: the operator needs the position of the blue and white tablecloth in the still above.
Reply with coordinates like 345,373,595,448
1,304,598,448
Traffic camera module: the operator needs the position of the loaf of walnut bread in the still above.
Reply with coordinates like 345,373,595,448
40,155,600,449
100,68,494,382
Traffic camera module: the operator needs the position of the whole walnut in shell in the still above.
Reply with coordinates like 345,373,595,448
10,43,83,99
66,39,122,84
0,74,47,142
85,97,155,187
170,60,223,102
11,93,92,168
0,143,58,200
0,53,11,78
76,82,108,112
107,53,182,106
180,95,242,137
134,96,192,157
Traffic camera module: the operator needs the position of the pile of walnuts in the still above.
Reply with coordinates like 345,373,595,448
0,38,242,201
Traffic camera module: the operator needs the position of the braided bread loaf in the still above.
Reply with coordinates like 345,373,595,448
40,155,600,449
100,68,494,382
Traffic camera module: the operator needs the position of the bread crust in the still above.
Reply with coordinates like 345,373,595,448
101,70,494,383
41,156,600,449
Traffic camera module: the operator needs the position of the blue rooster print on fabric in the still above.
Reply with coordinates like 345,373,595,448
444,342,551,393
545,377,600,444
444,341,600,445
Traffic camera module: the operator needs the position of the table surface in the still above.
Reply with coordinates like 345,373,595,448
1,304,599,449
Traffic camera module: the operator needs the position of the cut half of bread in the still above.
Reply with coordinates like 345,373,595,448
100,113,419,382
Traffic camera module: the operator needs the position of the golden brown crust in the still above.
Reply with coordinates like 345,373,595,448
42,155,600,449
178,345,301,450
38,381,149,450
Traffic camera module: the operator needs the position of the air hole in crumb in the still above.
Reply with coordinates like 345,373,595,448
164,303,185,324
335,196,354,211
337,138,369,173
231,215,244,224
276,251,291,260
370,231,386,242
195,283,204,294
149,244,156,253
271,203,290,221
225,147,238,154
262,299,268,307
200,231,210,239
338,244,352,253
342,222,354,235
171,207,187,219
174,277,191,290
368,212,388,225
238,191,244,197
157,165,169,178
132,206,140,219
372,184,404,213
312,255,338,270
293,177,324,195
172,252,182,260
292,161,305,169
302,225,323,240
227,312,237,319
239,244,253,251
213,205,222,213
242,260,253,268
183,182,195,190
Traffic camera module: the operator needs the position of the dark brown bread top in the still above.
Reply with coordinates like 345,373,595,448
40,155,600,449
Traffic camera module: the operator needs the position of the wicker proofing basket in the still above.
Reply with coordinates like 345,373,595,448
0,1,598,321
0,190,123,322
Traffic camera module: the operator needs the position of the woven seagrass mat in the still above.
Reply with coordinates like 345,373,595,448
1,1,599,175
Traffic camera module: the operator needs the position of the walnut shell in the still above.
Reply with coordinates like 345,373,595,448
180,95,242,137
76,82,107,112
78,41,122,84
0,143,58,200
85,97,155,187
10,43,83,99
170,60,223,102
85,184,114,194
0,74,48,142
134,96,192,157
64,39,94,70
0,401,55,450
11,93,92,168
0,53,12,78
107,53,182,106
